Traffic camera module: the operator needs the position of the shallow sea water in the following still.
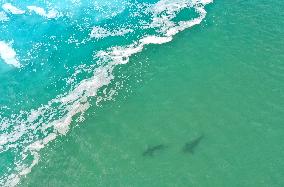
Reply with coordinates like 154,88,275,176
1,0,284,186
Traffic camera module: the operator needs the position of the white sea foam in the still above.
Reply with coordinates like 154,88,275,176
0,11,9,21
27,6,58,19
0,0,213,186
0,41,21,68
2,3,25,15
90,26,134,39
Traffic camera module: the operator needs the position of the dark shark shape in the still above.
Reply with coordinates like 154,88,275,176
142,144,167,157
183,135,204,154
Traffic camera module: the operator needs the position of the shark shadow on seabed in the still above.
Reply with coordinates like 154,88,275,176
183,134,204,154
142,144,168,157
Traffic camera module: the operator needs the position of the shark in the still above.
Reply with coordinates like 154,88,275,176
183,134,204,154
142,144,168,157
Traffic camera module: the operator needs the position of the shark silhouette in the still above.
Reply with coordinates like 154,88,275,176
142,144,168,156
183,134,204,154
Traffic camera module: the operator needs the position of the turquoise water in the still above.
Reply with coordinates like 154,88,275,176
1,0,284,186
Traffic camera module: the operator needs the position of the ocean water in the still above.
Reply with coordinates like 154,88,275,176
0,0,284,186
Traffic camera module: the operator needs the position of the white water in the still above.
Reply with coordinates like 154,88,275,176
0,11,8,21
0,41,21,68
27,6,59,19
2,3,25,15
90,26,134,39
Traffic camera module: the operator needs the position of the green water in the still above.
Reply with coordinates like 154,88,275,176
20,0,284,186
